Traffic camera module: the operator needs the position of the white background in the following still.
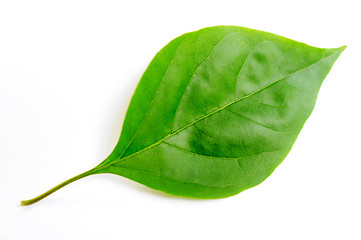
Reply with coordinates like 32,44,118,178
1,0,360,239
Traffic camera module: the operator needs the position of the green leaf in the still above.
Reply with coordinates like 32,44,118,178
21,26,345,205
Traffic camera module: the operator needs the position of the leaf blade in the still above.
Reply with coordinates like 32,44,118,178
98,27,345,198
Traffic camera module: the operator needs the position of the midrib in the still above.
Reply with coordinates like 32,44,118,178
102,48,338,168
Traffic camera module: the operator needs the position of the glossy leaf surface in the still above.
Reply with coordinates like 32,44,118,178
21,26,345,205
96,26,344,198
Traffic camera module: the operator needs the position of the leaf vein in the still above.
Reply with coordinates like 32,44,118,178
250,98,294,108
170,32,239,132
234,47,254,99
225,108,288,133
112,165,232,188
117,36,188,159
162,141,284,160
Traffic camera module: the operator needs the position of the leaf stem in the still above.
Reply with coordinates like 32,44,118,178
20,168,97,206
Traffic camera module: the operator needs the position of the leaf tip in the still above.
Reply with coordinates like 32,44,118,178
339,45,347,51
